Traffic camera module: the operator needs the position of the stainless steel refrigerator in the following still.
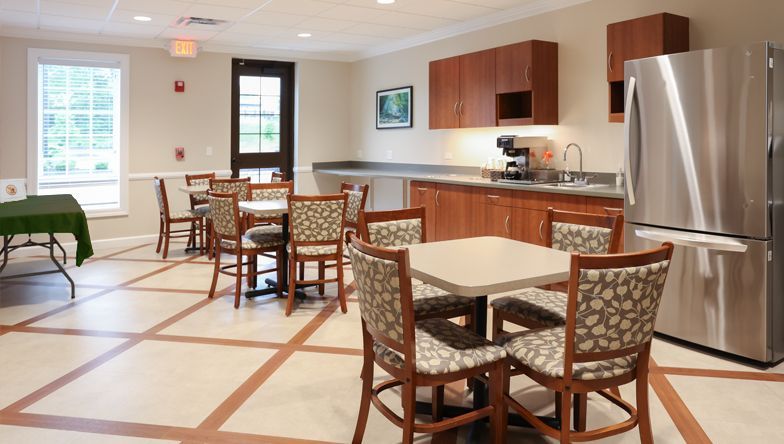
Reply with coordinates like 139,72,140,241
623,42,784,363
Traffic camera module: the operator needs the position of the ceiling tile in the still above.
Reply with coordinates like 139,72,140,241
450,0,532,8
0,10,38,27
242,10,309,27
314,31,386,46
114,0,192,16
60,0,117,7
111,9,180,26
343,22,419,39
182,3,252,21
193,0,270,8
39,14,105,32
101,21,167,37
261,0,336,16
296,17,355,32
317,4,385,22
367,10,455,30
0,0,38,12
159,26,218,40
224,22,288,37
394,0,497,21
40,0,113,20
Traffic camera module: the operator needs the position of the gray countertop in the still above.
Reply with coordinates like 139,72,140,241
312,162,624,199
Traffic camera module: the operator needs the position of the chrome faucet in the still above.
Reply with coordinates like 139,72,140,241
563,143,585,183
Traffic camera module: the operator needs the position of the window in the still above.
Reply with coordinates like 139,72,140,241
28,49,129,215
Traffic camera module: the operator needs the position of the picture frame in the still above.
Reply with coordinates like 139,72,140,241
376,86,413,129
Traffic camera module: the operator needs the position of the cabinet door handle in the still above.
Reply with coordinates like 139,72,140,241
435,190,440,206
504,215,510,234
524,65,531,83
538,220,545,240
453,101,459,116
603,206,623,214
487,194,500,200
608,51,614,73
417,187,428,192
458,101,464,116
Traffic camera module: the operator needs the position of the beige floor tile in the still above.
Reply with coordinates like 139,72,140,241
110,242,197,261
8,260,169,287
30,289,203,333
130,261,239,292
160,294,319,343
0,332,126,409
650,337,768,372
0,283,102,325
221,351,421,443
25,340,277,428
0,425,176,444
669,375,784,440
305,300,362,349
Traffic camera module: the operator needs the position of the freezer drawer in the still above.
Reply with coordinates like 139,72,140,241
626,223,773,362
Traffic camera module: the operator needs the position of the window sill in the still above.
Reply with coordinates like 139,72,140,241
86,210,128,219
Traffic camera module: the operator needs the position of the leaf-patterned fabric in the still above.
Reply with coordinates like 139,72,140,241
347,243,404,342
502,327,637,381
153,180,198,220
367,218,423,248
211,181,249,200
412,284,474,317
373,318,506,376
490,288,567,327
344,190,364,224
271,176,282,183
208,194,238,238
168,209,199,220
551,222,612,254
153,180,165,215
221,236,283,250
245,225,283,244
574,261,670,353
289,199,344,242
189,177,211,203
251,187,288,220
286,244,338,256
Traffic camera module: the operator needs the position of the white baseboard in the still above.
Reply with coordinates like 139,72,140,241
4,233,159,258
129,170,232,181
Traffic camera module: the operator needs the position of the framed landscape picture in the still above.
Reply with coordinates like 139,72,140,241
376,86,412,129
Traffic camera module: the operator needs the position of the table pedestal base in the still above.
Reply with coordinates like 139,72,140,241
245,278,308,300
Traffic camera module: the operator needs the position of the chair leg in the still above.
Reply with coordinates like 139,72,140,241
318,261,325,295
555,390,561,420
559,390,572,443
637,368,653,444
275,249,284,298
162,221,171,259
574,393,587,432
492,309,502,342
234,251,243,309
299,261,305,281
336,255,348,313
401,381,416,444
431,386,444,422
610,386,621,398
246,254,253,289
489,363,507,444
155,219,164,253
286,257,297,316
206,220,213,260
208,243,222,298
352,329,375,444
198,219,205,255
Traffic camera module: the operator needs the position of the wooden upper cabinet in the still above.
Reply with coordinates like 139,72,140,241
429,56,460,129
495,40,558,126
459,49,496,128
607,13,689,121
496,41,533,93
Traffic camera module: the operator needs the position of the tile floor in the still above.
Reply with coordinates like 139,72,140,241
0,240,782,443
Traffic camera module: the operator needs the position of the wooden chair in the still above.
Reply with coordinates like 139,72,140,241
492,207,624,338
185,172,214,255
207,177,251,259
347,231,507,444
499,242,674,443
314,182,370,294
271,171,286,182
248,181,292,227
207,190,285,308
286,193,348,316
153,177,203,259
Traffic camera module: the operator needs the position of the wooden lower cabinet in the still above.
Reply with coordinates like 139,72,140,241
409,181,437,240
509,208,547,246
586,196,625,251
480,204,512,238
434,183,476,241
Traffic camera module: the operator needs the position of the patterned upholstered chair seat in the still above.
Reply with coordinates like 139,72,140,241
501,327,637,381
168,209,200,220
245,225,283,243
412,284,474,317
286,244,338,256
221,235,284,250
490,288,567,327
373,318,506,376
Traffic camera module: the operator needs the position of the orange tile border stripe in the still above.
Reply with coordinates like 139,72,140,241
648,360,712,443
652,366,784,383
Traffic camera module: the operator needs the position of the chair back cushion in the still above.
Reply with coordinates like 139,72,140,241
208,194,239,238
552,222,612,254
366,218,422,248
574,260,670,354
152,179,165,215
189,177,211,203
347,243,404,342
289,199,345,242
212,180,249,200
252,187,289,202
344,190,365,224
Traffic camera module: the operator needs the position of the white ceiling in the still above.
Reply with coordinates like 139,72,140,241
0,0,588,61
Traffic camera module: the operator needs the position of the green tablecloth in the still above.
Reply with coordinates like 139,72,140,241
0,195,94,266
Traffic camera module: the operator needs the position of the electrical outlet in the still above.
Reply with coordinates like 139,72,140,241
385,150,393,160
205,146,213,156
357,150,363,158
444,152,453,160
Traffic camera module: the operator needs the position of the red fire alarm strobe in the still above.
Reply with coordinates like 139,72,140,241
175,146,185,160
175,80,185,92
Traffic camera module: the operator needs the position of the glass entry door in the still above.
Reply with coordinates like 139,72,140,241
231,59,294,181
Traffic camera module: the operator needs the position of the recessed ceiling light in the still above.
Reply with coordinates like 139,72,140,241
297,33,312,38
377,0,395,4
133,16,152,22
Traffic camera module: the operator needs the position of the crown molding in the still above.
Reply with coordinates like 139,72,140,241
353,0,592,61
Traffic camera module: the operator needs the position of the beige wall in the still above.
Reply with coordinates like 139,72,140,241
0,36,350,242
348,0,784,173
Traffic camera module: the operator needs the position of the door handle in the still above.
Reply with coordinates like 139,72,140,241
608,51,614,73
635,229,748,253
453,101,459,117
435,190,440,206
504,215,510,234
417,187,428,192
524,65,531,83
624,76,637,206
458,101,464,116
538,220,544,240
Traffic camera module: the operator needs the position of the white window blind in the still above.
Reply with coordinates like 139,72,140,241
28,49,129,215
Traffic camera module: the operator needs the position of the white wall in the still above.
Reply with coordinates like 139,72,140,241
0,36,351,242
348,0,784,173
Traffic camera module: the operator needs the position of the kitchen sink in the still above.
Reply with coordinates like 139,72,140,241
540,182,609,189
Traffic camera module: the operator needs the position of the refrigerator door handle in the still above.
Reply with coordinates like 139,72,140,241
635,229,749,253
624,76,637,206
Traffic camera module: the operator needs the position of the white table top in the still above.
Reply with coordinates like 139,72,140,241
405,236,571,297
238,200,288,216
178,184,208,194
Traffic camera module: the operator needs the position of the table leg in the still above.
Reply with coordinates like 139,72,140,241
49,234,75,299
0,235,9,275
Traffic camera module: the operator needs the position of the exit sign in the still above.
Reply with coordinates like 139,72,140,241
169,40,198,58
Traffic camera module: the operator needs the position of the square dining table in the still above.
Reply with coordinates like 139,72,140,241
404,236,571,437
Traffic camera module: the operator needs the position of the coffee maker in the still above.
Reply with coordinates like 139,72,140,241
496,135,542,181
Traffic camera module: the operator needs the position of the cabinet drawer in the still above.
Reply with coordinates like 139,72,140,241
586,197,624,215
475,188,513,206
513,190,586,212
